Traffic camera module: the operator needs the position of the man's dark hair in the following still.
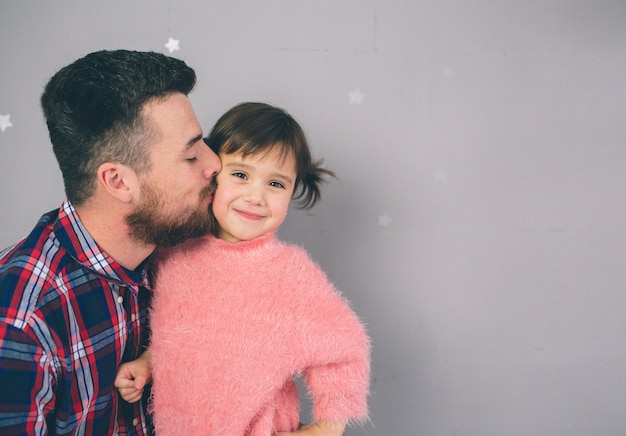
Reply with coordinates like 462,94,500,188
41,50,196,205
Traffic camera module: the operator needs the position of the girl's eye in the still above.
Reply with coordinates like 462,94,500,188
232,172,247,179
269,181,285,189
186,157,197,162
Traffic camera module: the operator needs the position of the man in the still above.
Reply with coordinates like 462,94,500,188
0,50,221,435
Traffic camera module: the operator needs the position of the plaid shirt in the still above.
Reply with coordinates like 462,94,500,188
0,201,154,435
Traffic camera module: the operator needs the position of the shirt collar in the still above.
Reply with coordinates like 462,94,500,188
54,200,149,290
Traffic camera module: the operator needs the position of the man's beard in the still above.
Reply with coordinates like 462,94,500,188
126,183,215,247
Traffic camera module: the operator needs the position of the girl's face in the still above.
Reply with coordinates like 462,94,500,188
212,146,297,242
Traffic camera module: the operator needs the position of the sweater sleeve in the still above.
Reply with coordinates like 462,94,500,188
286,248,371,425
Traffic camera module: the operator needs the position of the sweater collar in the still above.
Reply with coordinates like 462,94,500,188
208,231,277,251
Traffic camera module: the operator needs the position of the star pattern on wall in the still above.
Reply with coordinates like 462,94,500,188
349,88,365,105
0,114,13,132
165,37,180,53
378,213,391,227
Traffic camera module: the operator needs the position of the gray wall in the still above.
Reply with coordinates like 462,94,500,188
1,1,625,435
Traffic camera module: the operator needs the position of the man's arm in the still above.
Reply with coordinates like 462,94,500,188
0,322,55,434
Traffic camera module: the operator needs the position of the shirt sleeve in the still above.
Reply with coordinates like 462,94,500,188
0,321,56,435
303,300,371,424
288,251,371,425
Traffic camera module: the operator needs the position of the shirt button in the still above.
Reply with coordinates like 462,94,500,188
133,418,139,426
117,296,123,304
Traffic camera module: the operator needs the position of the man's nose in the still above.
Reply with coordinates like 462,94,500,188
200,145,221,180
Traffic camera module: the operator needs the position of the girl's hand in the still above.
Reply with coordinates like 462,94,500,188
114,350,152,403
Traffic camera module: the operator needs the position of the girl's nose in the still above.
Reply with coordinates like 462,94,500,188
243,183,264,205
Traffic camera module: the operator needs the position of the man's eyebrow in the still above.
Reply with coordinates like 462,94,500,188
185,134,203,150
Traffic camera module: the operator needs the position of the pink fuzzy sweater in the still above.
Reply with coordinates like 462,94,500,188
150,232,370,435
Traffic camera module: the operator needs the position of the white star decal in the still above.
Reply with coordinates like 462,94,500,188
165,37,180,53
378,213,391,227
348,88,365,105
433,168,449,184
0,114,13,132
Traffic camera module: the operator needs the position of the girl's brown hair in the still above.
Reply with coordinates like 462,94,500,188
204,102,334,209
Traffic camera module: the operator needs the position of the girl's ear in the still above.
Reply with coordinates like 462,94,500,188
97,163,139,203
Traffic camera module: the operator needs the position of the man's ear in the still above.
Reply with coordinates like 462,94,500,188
97,163,139,203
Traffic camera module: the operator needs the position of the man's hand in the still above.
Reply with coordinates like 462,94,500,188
114,350,152,403
276,420,347,436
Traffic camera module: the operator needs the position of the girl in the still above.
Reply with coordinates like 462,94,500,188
149,102,371,435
